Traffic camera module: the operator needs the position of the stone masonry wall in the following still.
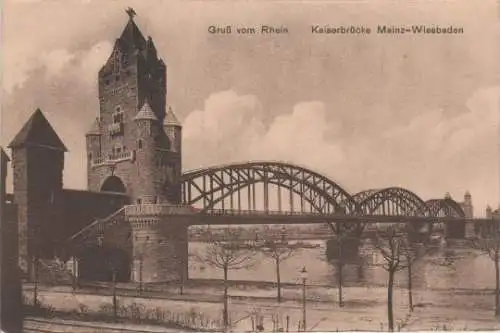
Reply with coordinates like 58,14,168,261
129,214,189,283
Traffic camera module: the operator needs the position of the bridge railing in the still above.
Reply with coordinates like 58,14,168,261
202,208,344,216
68,207,126,243
124,203,199,216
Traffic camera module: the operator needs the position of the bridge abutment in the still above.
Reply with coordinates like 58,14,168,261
126,204,192,284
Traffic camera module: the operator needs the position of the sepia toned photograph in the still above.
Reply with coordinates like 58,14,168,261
2,0,500,332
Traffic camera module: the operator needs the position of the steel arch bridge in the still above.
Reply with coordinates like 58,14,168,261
180,161,466,221
66,161,469,256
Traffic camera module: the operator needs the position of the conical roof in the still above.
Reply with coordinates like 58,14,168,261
134,101,158,121
164,106,181,127
86,117,101,136
8,109,67,151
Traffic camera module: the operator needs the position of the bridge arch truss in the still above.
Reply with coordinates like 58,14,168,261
180,162,466,221
181,162,359,215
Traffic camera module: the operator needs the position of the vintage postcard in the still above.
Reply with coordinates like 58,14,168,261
2,0,500,332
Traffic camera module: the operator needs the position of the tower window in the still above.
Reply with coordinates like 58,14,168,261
138,139,143,149
113,106,124,124
116,75,120,82
122,54,129,67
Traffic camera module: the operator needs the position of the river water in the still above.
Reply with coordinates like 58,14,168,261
188,240,495,290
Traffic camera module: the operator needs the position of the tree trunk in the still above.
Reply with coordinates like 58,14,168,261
112,270,117,322
408,261,413,312
223,265,229,329
276,257,282,303
33,256,39,307
338,237,344,307
495,249,499,316
388,268,395,332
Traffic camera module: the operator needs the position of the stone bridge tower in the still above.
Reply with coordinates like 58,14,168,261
86,13,182,205
84,12,187,284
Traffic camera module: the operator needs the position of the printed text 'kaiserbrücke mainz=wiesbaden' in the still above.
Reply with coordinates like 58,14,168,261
207,24,465,35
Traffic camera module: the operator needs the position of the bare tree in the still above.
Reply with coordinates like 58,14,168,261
472,222,500,316
192,227,257,330
373,225,409,332
401,234,433,312
256,232,300,303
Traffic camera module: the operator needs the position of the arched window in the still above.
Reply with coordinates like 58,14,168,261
113,106,124,124
138,139,143,149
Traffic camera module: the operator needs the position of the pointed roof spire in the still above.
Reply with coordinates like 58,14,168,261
134,99,158,121
8,109,67,152
119,8,146,50
164,106,181,127
86,117,101,136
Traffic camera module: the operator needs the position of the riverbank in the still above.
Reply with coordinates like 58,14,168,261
24,280,500,331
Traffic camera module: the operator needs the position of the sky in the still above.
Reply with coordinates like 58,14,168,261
1,0,500,215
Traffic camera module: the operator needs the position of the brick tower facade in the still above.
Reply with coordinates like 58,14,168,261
85,13,187,283
8,109,67,278
86,14,181,205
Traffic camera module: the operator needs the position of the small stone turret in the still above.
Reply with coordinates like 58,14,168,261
462,190,473,219
486,205,493,218
134,100,159,204
163,106,182,154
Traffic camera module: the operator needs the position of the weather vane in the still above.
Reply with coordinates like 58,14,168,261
125,7,136,20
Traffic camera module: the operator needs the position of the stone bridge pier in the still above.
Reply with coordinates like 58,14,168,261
325,221,364,263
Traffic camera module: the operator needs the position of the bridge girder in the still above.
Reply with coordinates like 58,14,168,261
180,162,466,220
181,162,359,214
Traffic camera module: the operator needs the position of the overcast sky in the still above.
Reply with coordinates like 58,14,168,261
2,0,500,215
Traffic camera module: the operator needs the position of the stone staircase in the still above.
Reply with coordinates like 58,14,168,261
37,258,74,285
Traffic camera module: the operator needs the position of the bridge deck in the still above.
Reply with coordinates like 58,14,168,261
188,211,490,225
